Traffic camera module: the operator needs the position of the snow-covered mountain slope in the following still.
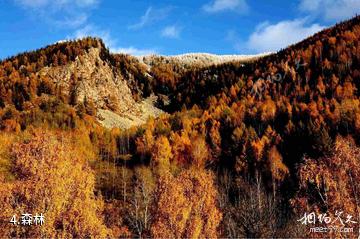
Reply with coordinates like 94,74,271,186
137,52,271,69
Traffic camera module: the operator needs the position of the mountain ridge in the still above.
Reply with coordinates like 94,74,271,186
0,15,359,131
0,36,271,129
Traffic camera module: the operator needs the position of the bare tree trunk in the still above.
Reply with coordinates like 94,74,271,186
256,170,262,211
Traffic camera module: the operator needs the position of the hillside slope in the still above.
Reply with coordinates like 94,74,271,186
0,38,163,129
0,38,268,130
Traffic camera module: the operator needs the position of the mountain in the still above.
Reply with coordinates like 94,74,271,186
0,15,360,239
0,38,267,130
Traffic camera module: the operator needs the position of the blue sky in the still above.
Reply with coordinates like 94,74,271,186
0,0,359,59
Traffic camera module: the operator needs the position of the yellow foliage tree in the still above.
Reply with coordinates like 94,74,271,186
151,136,172,174
151,168,222,238
0,131,109,238
268,146,289,182
190,136,209,167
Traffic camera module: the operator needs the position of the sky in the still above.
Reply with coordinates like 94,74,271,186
0,0,359,59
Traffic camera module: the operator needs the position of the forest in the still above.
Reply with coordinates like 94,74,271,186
0,15,360,238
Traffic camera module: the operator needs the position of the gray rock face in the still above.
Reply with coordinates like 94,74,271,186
39,47,163,129
40,47,136,113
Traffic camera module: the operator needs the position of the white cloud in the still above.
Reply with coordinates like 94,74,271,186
15,0,98,9
161,25,181,39
13,0,98,28
299,0,360,21
202,0,249,13
15,0,48,8
128,6,173,30
15,0,157,56
72,24,118,50
226,29,245,52
76,0,98,7
15,0,47,8
112,47,157,56
73,25,111,43
245,18,325,53
71,25,157,56
54,14,88,28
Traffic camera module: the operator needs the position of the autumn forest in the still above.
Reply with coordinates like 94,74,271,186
0,15,360,238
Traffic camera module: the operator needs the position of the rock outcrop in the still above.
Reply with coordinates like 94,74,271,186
39,45,163,129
